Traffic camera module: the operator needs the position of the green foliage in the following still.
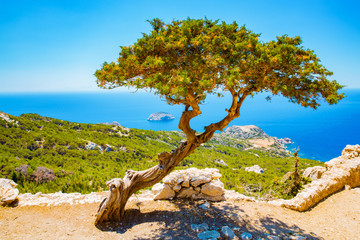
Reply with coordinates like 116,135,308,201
95,18,344,109
270,150,312,199
0,113,322,198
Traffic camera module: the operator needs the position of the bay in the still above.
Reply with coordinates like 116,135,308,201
0,89,359,162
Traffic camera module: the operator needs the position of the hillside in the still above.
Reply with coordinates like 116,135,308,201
0,111,322,198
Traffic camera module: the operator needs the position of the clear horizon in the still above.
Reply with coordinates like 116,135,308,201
1,0,359,92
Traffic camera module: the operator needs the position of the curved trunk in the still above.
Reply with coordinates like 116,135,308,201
95,141,197,225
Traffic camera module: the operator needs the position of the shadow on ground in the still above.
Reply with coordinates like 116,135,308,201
96,199,323,240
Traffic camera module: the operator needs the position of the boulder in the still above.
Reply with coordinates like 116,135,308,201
341,144,360,159
85,141,103,151
152,168,225,201
221,226,236,239
177,187,197,198
198,230,221,240
244,165,264,174
152,183,175,200
214,159,228,167
0,178,19,205
105,144,114,152
303,166,326,180
201,180,225,196
191,175,212,187
192,193,225,202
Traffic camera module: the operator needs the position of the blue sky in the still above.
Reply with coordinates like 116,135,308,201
1,0,359,92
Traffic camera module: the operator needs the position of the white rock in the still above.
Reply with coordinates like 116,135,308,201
191,175,212,187
244,165,264,174
221,226,236,239
152,183,175,200
0,178,19,205
193,193,226,202
201,180,225,197
342,144,360,159
177,187,197,199
199,201,210,209
173,185,182,192
303,166,326,180
162,174,177,185
182,179,190,188
214,159,228,167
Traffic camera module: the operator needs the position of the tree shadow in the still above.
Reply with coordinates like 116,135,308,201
95,199,323,240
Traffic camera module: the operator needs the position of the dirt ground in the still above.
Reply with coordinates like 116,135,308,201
1,188,359,240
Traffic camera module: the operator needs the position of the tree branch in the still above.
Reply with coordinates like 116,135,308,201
197,89,250,143
178,93,202,143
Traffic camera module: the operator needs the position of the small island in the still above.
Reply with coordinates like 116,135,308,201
147,112,175,121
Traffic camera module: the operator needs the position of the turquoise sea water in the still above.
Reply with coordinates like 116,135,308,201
0,89,359,162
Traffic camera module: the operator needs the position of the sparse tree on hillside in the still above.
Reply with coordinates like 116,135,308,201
94,18,344,224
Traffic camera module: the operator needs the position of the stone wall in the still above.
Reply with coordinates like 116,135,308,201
152,168,226,201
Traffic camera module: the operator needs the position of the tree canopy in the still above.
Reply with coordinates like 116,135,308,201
95,18,343,107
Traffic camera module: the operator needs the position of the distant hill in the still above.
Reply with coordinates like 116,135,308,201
0,111,322,197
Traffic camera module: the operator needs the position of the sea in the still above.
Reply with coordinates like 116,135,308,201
1,89,359,162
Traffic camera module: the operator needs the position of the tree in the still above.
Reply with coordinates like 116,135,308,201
93,18,344,224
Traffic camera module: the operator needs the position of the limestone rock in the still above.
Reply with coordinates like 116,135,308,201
192,193,225,201
201,180,225,196
0,178,19,205
221,226,236,239
182,179,190,188
0,112,18,124
198,230,221,240
152,168,225,201
191,175,212,187
147,112,175,121
341,144,360,159
85,141,103,151
244,165,264,174
224,190,256,202
199,201,210,209
303,166,326,181
105,144,114,152
214,159,228,167
152,183,175,200
177,187,197,198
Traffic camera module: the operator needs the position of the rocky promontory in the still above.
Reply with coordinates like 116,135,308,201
147,112,175,121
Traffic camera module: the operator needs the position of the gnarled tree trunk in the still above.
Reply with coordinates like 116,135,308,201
95,91,249,225
95,141,197,224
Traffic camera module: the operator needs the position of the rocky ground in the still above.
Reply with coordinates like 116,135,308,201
1,187,359,240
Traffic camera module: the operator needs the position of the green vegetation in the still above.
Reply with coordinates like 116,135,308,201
0,112,322,198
